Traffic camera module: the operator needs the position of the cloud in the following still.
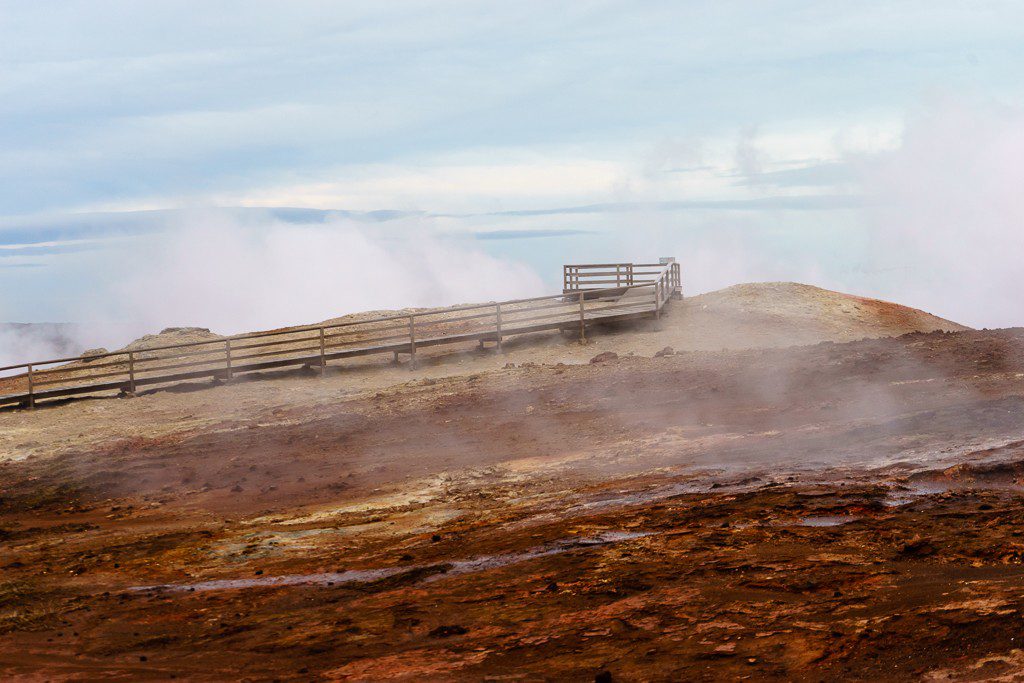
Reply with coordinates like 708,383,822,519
3,3,1023,214
734,126,765,179
473,229,595,240
483,194,865,217
742,161,857,188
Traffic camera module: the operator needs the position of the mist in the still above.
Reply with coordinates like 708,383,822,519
0,212,546,366
857,97,1024,329
0,323,81,371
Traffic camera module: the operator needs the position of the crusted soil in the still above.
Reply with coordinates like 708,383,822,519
1,291,1023,681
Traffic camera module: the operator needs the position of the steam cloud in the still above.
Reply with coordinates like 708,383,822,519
859,97,1024,329
2,213,546,365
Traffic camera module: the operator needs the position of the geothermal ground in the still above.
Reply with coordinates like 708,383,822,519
2,284,1024,681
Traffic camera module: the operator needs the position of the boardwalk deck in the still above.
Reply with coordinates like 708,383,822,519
1,260,681,409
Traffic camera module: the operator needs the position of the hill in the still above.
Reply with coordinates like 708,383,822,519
669,281,968,349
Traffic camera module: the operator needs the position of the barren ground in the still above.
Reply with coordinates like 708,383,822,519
3,285,1023,681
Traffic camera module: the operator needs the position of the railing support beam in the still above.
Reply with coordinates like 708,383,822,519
318,327,326,376
128,352,137,393
408,315,417,370
495,302,503,352
225,340,233,380
578,291,587,343
27,364,35,410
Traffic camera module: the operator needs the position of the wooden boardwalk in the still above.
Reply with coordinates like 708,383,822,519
0,260,682,409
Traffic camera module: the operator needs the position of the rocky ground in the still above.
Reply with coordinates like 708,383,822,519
2,285,1023,681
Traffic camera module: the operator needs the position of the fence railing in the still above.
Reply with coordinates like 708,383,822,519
1,259,682,409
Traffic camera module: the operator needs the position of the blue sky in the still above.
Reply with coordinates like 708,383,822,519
3,1,1024,343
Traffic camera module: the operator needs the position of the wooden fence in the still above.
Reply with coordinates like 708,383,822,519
1,260,682,409
563,260,681,295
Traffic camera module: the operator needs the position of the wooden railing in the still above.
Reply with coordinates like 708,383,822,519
563,260,681,296
1,259,682,409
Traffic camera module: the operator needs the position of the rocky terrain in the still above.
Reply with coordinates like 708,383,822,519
3,284,1024,681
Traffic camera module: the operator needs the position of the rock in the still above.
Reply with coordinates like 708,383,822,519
80,348,109,362
428,624,467,638
899,535,936,557
654,346,674,357
589,351,618,364
160,327,211,335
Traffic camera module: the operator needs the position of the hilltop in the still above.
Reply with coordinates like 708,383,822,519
672,281,967,349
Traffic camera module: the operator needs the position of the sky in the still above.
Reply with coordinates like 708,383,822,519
2,1,1024,355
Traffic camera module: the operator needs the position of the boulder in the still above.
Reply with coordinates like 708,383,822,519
79,348,109,362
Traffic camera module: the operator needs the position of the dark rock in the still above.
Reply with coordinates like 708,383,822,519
899,536,936,557
428,624,468,638
654,346,674,357
589,351,619,364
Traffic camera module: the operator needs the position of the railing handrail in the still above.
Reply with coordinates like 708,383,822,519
3,259,683,408
0,273,673,374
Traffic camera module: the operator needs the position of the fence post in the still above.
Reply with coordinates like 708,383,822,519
128,352,137,393
26,364,35,410
408,315,417,370
225,339,233,380
578,291,587,343
655,281,662,320
495,302,503,352
318,327,326,376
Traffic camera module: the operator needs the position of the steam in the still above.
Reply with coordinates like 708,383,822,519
0,323,81,370
857,97,1024,329
2,212,546,363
